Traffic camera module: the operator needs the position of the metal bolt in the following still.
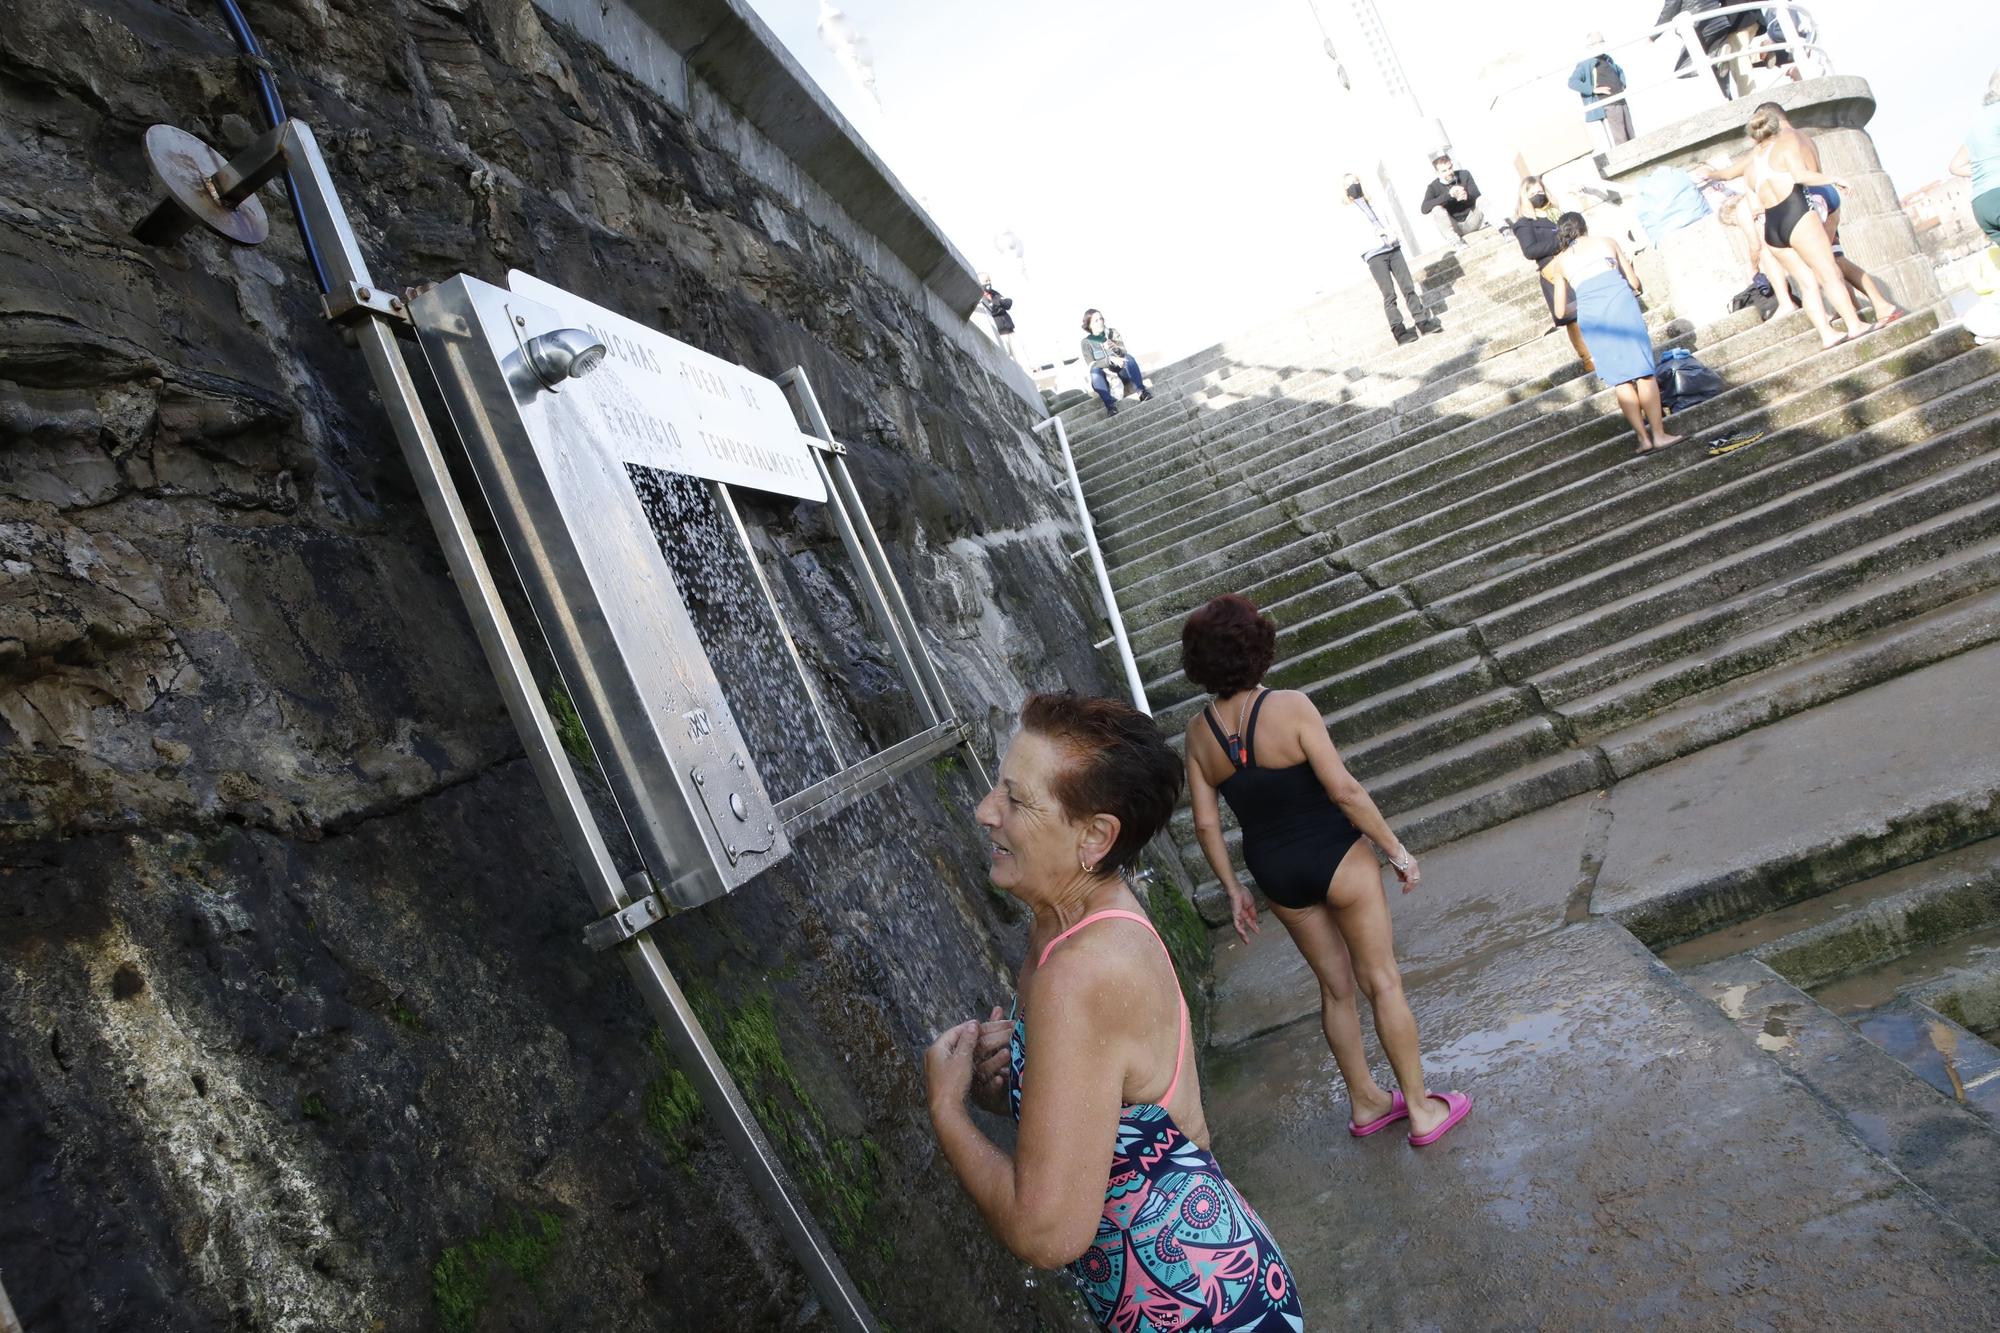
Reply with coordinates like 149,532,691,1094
516,315,527,327
693,770,705,786
765,822,775,835
357,287,372,301
389,296,403,311
727,843,738,857
733,754,746,770
728,792,747,820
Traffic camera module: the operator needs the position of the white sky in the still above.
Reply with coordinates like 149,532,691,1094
747,0,1998,367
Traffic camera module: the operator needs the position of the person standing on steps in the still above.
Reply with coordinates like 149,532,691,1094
979,273,1016,358
1339,173,1440,346
1544,212,1683,457
1569,32,1634,147
933,691,1303,1332
1180,595,1472,1149
1695,105,1870,351
1509,177,1595,373
1749,104,1905,324
1948,68,2000,246
1078,308,1151,417
1420,152,1487,250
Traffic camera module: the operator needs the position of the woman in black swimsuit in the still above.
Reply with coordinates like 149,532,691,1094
1181,594,1471,1147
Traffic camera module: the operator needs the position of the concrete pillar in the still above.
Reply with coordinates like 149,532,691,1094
1598,76,1941,323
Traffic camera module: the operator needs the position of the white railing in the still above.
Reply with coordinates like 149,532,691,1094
1490,3,1832,130
1031,414,1150,713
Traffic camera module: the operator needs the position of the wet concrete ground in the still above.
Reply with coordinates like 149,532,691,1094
1201,649,2000,1326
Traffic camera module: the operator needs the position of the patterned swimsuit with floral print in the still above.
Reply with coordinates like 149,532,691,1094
1009,910,1303,1332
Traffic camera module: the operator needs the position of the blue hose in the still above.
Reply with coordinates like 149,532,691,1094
213,0,332,293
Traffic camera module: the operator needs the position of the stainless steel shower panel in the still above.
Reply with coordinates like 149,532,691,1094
411,275,785,907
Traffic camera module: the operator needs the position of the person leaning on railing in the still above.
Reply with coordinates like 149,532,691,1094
1651,0,1766,100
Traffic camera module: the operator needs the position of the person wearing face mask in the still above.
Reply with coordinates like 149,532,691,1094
1509,178,1594,372
1337,173,1440,345
1419,153,1486,250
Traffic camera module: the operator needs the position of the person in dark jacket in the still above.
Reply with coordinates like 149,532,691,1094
1419,153,1485,250
1653,0,1764,100
1568,34,1634,145
978,273,1016,357
1509,177,1594,372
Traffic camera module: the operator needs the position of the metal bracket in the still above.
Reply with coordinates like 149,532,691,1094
322,281,411,327
801,432,849,456
584,872,672,950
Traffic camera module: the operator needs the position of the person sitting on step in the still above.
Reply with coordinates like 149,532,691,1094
1543,211,1683,457
1420,152,1487,250
1078,309,1150,416
1180,595,1472,1149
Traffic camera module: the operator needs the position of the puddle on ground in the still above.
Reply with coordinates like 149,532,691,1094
1756,1008,1796,1054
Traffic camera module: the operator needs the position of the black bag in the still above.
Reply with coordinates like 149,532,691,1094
1656,347,1724,412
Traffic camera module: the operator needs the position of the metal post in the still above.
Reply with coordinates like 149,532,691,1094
711,480,848,769
777,368,991,790
0,1270,21,1333
242,122,876,1332
1032,414,1149,714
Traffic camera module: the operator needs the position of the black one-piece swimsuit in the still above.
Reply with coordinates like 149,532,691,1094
1205,690,1365,911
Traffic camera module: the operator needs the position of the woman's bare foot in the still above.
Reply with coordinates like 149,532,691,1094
1653,431,1684,449
1821,332,1848,350
1405,1091,1451,1139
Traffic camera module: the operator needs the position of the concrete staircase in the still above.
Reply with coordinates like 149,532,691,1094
1048,231,2000,935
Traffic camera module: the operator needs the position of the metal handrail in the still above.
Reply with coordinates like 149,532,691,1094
1489,3,1830,117
1032,414,1150,714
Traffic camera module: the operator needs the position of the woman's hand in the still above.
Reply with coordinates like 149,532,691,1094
1226,886,1261,945
926,1020,979,1114
1386,847,1421,894
970,1006,1015,1115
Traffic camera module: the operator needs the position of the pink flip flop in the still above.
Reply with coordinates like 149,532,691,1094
1348,1090,1408,1137
1408,1091,1473,1147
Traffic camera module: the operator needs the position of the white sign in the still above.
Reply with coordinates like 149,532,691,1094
507,270,827,502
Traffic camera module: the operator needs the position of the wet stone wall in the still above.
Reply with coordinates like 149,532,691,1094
0,1,1198,1328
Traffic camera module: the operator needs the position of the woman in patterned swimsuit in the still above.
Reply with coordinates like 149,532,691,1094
926,692,1302,1331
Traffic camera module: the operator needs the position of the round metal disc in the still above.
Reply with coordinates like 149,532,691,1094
143,124,269,246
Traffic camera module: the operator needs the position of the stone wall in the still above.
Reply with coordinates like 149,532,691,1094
0,1,1159,1328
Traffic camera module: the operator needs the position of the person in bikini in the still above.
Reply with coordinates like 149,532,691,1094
1695,105,1875,350
1179,594,1471,1147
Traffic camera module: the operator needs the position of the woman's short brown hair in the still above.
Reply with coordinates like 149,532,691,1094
1080,307,1103,332
1180,594,1277,695
1019,692,1182,876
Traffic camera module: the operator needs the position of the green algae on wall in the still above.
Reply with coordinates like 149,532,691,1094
431,1210,564,1333
651,981,886,1249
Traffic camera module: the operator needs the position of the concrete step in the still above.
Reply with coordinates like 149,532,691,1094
1145,602,1431,710
1530,506,2000,722
1682,955,2000,1254
1412,339,2000,618
1340,315,1936,563
1127,567,1375,662
1658,836,2000,990
1095,313,1711,578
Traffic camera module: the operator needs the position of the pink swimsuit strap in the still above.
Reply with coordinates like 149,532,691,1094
1036,908,1190,1109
